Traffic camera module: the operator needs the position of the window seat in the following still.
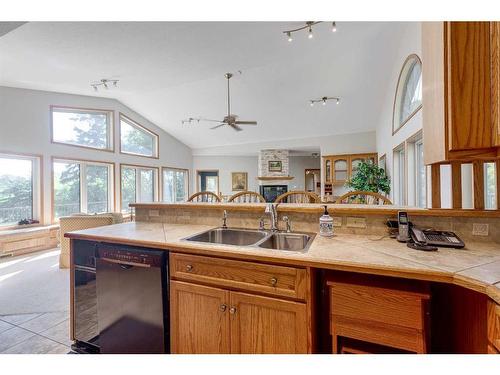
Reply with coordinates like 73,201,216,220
0,225,59,257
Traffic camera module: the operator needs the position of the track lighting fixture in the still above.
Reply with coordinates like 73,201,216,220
309,96,341,107
283,21,337,42
90,78,119,92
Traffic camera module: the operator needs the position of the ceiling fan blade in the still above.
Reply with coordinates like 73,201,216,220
210,123,226,130
234,121,257,125
230,123,243,131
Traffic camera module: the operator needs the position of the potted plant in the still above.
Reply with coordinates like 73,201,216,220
345,161,390,203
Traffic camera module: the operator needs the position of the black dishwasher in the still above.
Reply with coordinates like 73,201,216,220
96,243,169,354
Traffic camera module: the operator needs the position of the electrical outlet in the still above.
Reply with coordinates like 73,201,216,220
149,209,160,217
332,216,342,227
346,217,367,229
472,223,489,236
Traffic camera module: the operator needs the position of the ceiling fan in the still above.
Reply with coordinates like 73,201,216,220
183,73,258,132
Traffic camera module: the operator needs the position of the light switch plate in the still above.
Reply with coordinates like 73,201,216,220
149,209,160,217
346,217,367,229
332,216,342,227
472,223,489,236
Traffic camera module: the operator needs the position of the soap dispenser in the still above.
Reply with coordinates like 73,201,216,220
319,205,334,237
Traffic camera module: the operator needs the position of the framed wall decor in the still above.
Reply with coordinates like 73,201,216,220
268,161,282,172
231,172,248,191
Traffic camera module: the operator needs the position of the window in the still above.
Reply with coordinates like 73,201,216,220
196,170,219,194
120,165,159,212
484,162,497,210
51,106,113,151
393,146,405,205
0,153,41,227
393,55,422,134
415,139,426,208
120,114,159,158
53,159,114,220
162,168,189,203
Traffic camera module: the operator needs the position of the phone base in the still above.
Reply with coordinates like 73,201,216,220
407,242,438,252
396,235,410,243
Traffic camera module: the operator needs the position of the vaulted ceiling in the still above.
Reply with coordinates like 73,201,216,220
0,22,415,151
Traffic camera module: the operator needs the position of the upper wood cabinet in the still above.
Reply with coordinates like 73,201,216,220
423,22,500,164
322,153,377,186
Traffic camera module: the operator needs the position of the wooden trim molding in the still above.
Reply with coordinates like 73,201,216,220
451,162,462,209
431,164,441,209
256,176,294,181
473,161,485,210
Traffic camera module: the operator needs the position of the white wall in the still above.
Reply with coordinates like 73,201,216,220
374,23,423,203
0,86,192,224
289,156,321,191
192,155,259,195
192,154,322,196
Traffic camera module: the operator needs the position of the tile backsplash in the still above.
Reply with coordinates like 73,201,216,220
135,206,500,244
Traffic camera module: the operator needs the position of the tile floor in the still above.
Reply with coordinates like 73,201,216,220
0,248,71,354
0,311,71,353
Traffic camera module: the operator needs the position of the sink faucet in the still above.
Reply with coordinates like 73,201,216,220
265,203,279,232
222,210,228,229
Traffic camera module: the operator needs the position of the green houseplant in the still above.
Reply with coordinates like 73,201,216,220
345,161,390,196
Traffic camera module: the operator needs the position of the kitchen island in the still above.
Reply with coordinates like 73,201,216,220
66,218,500,354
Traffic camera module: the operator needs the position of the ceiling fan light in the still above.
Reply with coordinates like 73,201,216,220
332,22,337,33
310,101,314,107
287,32,293,42
308,27,313,39
336,98,340,105
322,99,326,106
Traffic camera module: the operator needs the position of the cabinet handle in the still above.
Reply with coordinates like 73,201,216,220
229,307,237,314
270,277,278,286
186,264,193,272
220,304,227,312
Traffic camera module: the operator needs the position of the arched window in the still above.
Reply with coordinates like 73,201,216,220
392,54,422,134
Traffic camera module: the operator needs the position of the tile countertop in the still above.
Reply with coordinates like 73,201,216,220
65,222,500,304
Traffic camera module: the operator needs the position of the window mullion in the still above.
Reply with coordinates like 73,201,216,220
80,163,87,213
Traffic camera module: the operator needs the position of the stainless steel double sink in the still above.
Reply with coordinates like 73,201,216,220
183,227,315,252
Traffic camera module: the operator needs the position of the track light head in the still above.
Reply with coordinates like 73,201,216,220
287,32,293,42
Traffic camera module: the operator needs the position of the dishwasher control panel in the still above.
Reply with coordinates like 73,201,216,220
98,246,164,267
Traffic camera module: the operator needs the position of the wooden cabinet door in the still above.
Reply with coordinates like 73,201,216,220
170,281,230,353
229,291,308,354
332,157,349,184
492,22,500,147
324,158,332,183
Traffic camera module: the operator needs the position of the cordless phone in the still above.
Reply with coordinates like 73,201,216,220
396,211,410,242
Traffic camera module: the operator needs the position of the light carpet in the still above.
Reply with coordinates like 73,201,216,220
0,248,69,315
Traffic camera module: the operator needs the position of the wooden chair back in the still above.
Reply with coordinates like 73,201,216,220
187,191,221,203
274,190,321,204
334,191,392,205
228,191,266,203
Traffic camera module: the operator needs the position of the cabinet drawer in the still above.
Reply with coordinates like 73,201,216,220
170,253,307,300
328,278,430,330
488,300,500,352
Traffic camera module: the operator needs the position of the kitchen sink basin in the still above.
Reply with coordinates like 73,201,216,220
183,227,315,252
184,228,267,246
257,232,314,252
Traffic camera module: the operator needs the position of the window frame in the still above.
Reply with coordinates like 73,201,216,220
51,157,115,222
119,113,159,159
119,163,160,213
50,105,115,152
161,166,190,203
196,169,220,194
392,142,406,206
0,151,43,229
392,54,423,135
